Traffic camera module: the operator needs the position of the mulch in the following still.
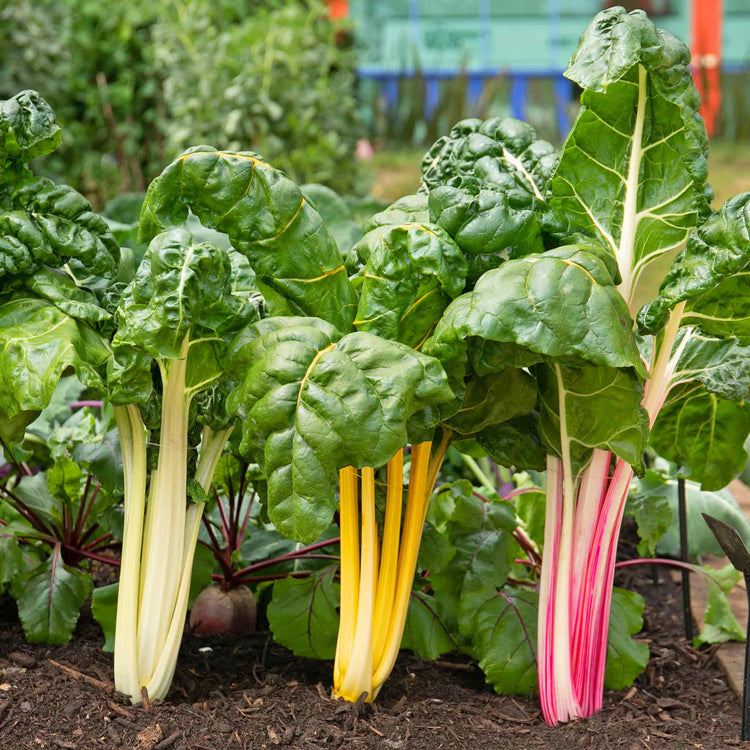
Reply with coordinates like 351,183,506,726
0,533,742,749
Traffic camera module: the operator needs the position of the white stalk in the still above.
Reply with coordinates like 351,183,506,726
617,64,647,305
112,404,148,701
550,364,581,722
137,339,190,682
142,500,204,701
642,302,687,425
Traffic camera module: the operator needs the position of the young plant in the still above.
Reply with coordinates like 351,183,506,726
0,407,122,644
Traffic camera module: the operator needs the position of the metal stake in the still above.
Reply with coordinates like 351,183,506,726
678,477,693,641
703,513,750,741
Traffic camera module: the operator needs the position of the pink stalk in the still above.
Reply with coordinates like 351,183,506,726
537,456,581,724
574,458,633,715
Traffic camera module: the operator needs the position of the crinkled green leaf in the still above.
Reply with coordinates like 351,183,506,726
11,546,92,644
23,270,112,327
471,586,539,695
401,590,457,660
671,331,750,402
1,90,61,164
421,117,558,198
604,588,649,689
138,146,356,331
113,229,251,360
0,297,109,441
6,178,120,281
425,246,646,401
354,222,467,348
651,384,750,490
420,117,569,275
552,8,710,303
426,183,546,284
427,488,519,637
228,317,454,542
537,364,648,472
363,194,429,234
639,193,750,340
267,566,340,659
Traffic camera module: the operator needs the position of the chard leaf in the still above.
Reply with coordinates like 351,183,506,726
363,194,429,234
651,384,750,490
7,179,120,282
537,364,648,471
353,222,467,348
446,370,537,437
0,90,61,164
228,317,454,542
401,591,457,660
639,193,750,341
11,546,92,644
23,270,112,327
267,567,340,659
0,297,109,441
109,229,257,404
604,588,649,690
427,183,546,279
470,586,539,695
300,183,362,262
551,8,710,303
421,117,558,198
694,564,745,646
138,146,356,331
475,416,546,472
426,246,645,395
671,332,750,402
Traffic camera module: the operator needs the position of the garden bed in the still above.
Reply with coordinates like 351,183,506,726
0,550,741,750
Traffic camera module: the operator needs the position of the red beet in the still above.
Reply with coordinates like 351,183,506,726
189,584,257,635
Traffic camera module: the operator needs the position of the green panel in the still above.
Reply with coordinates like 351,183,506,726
352,0,749,71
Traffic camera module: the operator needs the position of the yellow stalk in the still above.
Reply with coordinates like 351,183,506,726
371,449,404,665
333,466,359,686
371,441,432,692
336,467,378,701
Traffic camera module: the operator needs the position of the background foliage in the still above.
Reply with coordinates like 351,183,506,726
0,0,366,207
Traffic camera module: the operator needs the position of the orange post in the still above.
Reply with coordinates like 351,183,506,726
691,0,723,137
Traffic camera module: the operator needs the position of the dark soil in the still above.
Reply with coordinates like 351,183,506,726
0,545,742,749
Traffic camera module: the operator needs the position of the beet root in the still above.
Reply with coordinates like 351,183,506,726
189,584,257,635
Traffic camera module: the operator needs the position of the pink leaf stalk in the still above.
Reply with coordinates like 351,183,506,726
537,306,686,725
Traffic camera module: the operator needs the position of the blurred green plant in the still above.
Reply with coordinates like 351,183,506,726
0,0,367,205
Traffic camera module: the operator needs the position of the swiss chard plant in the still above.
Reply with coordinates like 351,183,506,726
417,7,749,725
0,92,461,706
